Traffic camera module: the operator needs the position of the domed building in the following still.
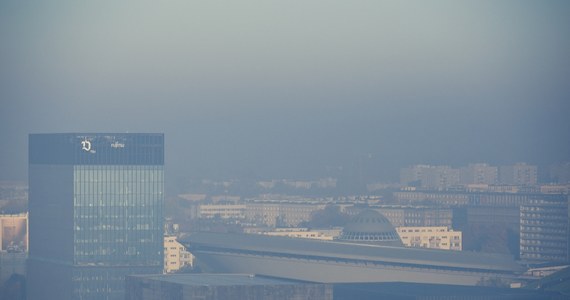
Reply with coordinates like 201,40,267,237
338,209,403,247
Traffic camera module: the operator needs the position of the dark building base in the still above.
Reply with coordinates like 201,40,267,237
333,282,565,300
126,274,333,300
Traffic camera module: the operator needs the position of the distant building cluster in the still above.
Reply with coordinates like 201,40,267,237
180,178,570,264
193,202,327,227
393,189,569,263
6,131,570,298
192,198,453,228
400,163,540,190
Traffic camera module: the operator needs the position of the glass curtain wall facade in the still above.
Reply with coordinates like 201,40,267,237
28,133,164,300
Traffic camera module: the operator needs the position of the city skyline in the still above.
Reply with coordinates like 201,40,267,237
2,2,570,298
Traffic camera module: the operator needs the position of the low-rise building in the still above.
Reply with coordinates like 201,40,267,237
346,206,453,228
164,236,194,274
0,213,28,253
263,228,341,240
379,207,453,227
194,202,328,228
396,226,462,251
394,191,470,206
540,184,570,194
244,203,326,227
197,204,246,220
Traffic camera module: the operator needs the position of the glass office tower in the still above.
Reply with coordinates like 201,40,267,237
28,133,164,300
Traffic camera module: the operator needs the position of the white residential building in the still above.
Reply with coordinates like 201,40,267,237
396,226,462,251
197,204,246,219
164,236,194,273
500,163,538,186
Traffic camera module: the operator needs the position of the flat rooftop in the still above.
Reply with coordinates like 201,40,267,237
184,232,524,273
129,273,315,287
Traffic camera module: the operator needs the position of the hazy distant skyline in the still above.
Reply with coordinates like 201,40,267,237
1,1,569,182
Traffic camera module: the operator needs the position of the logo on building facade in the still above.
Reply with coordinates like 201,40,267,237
81,140,92,152
111,141,125,148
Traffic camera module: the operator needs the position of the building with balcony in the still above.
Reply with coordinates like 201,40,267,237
520,196,569,263
164,236,194,273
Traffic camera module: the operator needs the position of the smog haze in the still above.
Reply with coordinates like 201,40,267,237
1,0,569,182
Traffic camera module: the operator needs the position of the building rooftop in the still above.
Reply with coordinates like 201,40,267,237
339,209,403,246
184,232,524,273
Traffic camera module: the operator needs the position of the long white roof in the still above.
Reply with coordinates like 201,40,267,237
183,232,524,273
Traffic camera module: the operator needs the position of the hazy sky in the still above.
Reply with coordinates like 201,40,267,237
1,1,569,182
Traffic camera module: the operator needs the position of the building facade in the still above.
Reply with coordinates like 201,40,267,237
244,203,326,227
263,228,341,240
550,162,570,184
126,274,332,300
400,165,460,190
396,226,462,251
0,213,28,253
520,196,569,263
393,190,569,261
28,133,164,300
460,163,498,185
163,236,194,273
376,206,453,227
500,163,538,186
197,204,246,220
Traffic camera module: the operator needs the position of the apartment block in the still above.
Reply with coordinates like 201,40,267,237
396,226,462,251
164,236,194,273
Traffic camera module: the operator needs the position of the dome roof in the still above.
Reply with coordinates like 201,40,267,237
339,209,403,246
